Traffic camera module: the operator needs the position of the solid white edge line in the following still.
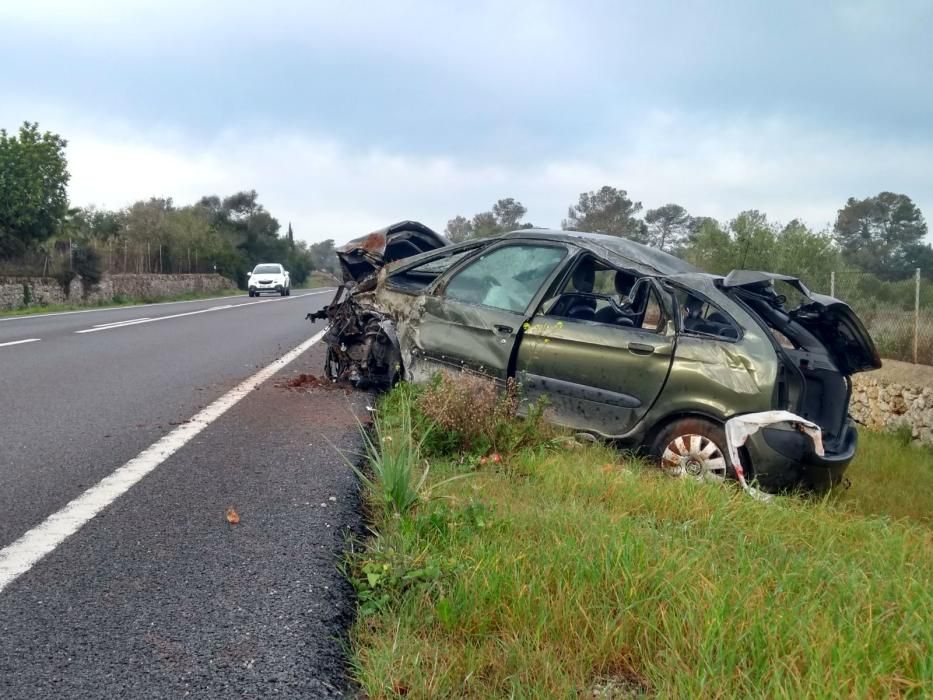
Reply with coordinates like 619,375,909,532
0,288,335,324
0,327,329,594
0,338,40,348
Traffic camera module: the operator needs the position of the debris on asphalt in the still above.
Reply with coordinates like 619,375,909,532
225,507,240,524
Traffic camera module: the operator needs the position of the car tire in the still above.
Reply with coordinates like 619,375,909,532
649,417,731,483
286,289,291,296
248,290,255,297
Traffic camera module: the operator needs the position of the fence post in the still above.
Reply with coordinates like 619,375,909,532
830,270,835,297
915,267,921,365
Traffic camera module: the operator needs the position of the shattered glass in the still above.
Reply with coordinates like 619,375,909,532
444,245,566,312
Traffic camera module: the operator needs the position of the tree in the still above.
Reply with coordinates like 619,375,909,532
471,211,501,238
222,190,260,221
834,192,927,279
644,203,691,252
680,217,732,273
562,186,647,241
446,197,531,242
445,215,473,243
492,198,527,232
308,239,339,276
773,220,841,288
287,222,295,248
0,122,70,257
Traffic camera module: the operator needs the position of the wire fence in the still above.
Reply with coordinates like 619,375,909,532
818,269,930,366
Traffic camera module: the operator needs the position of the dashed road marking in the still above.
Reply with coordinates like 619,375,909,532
0,338,40,348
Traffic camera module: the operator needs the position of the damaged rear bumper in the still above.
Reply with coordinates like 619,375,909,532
727,412,856,494
743,420,856,493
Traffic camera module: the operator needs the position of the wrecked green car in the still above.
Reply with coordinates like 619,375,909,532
310,222,881,494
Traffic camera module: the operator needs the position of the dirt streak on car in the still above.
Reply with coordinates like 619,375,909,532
308,221,881,494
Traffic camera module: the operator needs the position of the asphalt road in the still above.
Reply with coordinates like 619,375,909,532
0,289,368,698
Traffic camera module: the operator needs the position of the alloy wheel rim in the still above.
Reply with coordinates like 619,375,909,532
661,434,727,482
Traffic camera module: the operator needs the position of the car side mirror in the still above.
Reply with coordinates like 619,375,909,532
247,271,252,277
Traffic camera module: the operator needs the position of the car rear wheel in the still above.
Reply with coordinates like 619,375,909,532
650,418,730,483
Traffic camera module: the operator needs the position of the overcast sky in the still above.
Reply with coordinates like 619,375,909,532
1,0,931,243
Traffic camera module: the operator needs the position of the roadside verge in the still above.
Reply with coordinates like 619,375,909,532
347,375,932,698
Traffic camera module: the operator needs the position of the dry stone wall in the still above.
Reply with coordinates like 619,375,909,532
0,273,235,312
850,374,933,445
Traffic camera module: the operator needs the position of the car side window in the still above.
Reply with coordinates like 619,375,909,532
443,245,566,313
639,287,665,332
675,289,740,340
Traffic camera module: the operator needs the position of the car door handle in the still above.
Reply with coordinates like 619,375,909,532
494,324,514,335
628,342,655,355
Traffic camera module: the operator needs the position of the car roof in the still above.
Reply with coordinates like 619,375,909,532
501,229,698,276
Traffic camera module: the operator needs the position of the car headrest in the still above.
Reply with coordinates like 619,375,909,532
572,261,595,293
614,270,636,296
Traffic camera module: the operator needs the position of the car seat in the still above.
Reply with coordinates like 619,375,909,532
564,260,598,320
595,270,638,326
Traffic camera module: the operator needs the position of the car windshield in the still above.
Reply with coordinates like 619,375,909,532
253,265,281,274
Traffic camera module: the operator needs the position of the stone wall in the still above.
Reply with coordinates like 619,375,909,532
0,273,235,312
850,374,933,445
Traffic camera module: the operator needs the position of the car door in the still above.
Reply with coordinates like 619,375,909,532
516,278,676,437
412,242,569,382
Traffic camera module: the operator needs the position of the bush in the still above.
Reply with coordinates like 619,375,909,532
73,246,103,289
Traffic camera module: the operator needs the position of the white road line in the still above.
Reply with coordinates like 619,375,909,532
0,327,328,594
74,292,312,334
0,288,334,324
92,317,151,329
0,338,40,348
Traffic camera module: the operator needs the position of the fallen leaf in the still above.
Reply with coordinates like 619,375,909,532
226,507,240,525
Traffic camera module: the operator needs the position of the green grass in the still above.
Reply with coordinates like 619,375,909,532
0,287,243,318
295,270,339,289
829,430,933,527
349,386,932,699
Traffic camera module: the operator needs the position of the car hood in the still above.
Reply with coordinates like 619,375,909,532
336,221,448,283
722,270,882,375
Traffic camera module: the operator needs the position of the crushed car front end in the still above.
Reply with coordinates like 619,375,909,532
307,221,449,387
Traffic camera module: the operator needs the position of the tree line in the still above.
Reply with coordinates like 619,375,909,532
447,186,932,288
0,122,339,287
3,120,930,294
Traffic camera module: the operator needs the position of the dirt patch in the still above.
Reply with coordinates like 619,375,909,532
277,373,346,392
867,358,933,386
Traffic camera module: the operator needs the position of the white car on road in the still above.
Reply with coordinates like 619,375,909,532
247,264,291,297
